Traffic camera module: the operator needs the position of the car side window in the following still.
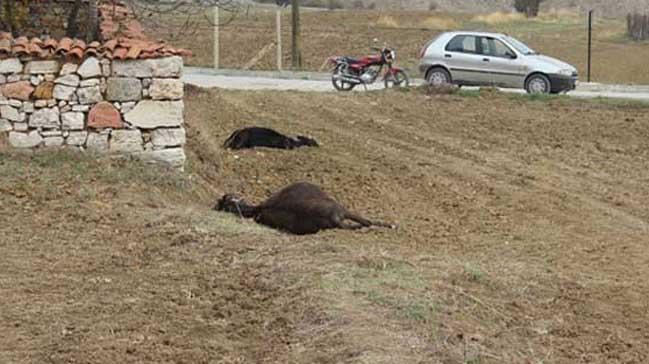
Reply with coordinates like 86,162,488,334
480,37,515,58
445,35,478,54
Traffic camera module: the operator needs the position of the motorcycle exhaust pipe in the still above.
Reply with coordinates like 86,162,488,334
332,74,362,85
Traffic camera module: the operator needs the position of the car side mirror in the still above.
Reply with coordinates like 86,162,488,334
507,51,517,59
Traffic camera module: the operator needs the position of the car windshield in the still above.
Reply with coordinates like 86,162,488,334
503,36,537,55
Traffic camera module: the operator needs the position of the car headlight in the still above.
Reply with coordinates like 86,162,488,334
558,69,574,76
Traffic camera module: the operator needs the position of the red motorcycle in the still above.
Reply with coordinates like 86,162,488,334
328,46,409,91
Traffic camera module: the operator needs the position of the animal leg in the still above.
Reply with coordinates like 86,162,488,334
345,212,396,229
339,222,366,230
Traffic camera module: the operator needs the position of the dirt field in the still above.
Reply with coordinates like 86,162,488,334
2,86,649,363
154,8,649,85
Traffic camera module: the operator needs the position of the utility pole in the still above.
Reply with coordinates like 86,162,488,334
213,5,220,69
276,8,282,70
587,9,593,82
85,0,100,42
291,0,301,69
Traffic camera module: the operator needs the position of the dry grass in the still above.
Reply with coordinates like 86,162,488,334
472,9,580,25
374,14,400,28
374,14,459,30
472,11,526,24
419,15,460,29
0,133,8,151
2,86,649,363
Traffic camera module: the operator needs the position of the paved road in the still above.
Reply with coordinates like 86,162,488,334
183,68,649,101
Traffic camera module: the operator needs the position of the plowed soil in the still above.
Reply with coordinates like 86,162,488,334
1,86,649,363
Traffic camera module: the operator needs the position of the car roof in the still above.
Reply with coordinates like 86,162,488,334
440,31,509,38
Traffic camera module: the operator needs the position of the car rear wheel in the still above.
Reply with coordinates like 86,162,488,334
426,67,451,86
525,74,551,94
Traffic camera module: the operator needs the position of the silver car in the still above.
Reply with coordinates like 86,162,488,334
419,31,578,94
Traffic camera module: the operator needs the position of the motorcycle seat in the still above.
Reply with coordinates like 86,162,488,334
342,57,361,64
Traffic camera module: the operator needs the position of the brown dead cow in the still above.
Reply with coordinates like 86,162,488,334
215,182,396,235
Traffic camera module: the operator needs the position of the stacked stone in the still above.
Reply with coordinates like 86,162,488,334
0,56,186,169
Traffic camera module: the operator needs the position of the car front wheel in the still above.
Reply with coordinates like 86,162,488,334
525,74,551,94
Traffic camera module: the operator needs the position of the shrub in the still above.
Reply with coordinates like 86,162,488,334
513,0,545,18
352,0,365,9
627,13,649,40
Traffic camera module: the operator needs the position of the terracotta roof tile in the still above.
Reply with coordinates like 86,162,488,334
69,48,83,58
14,36,29,54
56,37,73,54
0,39,10,55
44,38,58,49
0,2,190,61
103,39,118,51
28,43,42,56
113,47,128,60
125,45,142,59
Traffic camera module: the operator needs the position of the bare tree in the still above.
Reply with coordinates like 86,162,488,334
121,0,241,34
66,0,83,38
2,0,17,36
86,0,99,41
0,0,242,41
627,13,649,40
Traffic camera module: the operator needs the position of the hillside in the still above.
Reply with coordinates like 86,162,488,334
2,86,649,363
352,0,646,16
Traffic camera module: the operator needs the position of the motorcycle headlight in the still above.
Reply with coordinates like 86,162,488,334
390,50,396,61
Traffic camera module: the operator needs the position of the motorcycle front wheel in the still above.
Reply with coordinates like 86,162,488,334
384,70,410,89
332,64,356,91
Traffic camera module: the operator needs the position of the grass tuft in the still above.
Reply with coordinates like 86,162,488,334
463,263,487,283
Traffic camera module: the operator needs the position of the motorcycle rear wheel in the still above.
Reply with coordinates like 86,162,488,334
384,70,410,89
332,65,356,91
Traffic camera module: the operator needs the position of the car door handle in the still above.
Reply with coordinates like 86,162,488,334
445,54,452,58
483,58,490,62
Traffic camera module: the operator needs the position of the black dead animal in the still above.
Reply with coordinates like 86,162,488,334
223,127,319,150
215,182,396,235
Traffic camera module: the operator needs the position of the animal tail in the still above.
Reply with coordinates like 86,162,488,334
345,212,396,229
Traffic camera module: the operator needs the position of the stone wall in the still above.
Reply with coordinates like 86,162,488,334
0,56,186,170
